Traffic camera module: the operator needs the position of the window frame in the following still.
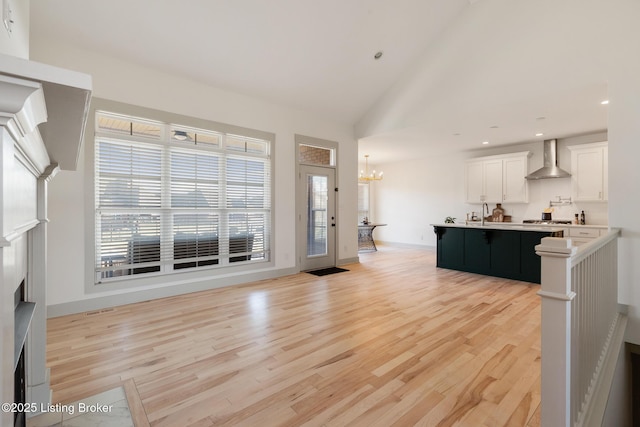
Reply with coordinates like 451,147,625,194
85,98,275,292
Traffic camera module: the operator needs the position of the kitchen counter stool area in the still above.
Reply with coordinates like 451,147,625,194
432,224,563,284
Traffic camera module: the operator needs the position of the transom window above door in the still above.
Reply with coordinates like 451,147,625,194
298,144,335,166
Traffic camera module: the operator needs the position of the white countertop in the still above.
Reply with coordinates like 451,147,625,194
431,223,567,233
495,222,608,229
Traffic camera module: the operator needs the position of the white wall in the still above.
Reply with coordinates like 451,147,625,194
609,68,640,345
0,0,29,58
371,132,608,247
29,41,358,312
366,153,466,246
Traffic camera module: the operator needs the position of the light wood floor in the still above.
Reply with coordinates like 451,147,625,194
47,245,541,427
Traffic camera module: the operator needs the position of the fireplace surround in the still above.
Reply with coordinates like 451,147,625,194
0,53,91,426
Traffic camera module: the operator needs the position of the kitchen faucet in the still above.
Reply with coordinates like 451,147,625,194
481,202,489,226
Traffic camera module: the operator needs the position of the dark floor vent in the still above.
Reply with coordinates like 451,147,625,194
85,307,116,316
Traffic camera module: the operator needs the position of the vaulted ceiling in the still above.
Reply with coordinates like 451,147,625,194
30,0,615,163
30,0,469,124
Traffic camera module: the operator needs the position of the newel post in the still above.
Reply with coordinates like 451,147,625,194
536,237,576,427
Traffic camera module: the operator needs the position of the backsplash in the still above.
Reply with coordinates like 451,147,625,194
493,178,608,225
505,202,608,225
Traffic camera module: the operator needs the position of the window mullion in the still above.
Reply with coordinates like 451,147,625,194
219,134,229,266
161,126,173,272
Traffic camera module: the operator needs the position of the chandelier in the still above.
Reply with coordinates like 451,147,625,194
359,155,383,182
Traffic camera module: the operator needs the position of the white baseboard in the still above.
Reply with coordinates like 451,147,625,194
338,256,360,265
377,241,436,250
47,266,298,318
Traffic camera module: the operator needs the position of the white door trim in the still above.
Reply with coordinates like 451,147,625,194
295,135,338,271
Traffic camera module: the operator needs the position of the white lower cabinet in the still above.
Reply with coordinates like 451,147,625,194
568,227,603,246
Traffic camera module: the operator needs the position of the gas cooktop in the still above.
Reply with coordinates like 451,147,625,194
522,219,573,225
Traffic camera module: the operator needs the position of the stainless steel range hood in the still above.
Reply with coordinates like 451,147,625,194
525,139,571,180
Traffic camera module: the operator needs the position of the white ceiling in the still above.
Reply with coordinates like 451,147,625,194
360,82,609,162
30,0,610,164
30,0,470,125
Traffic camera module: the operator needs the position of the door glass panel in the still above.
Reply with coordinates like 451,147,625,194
307,175,328,256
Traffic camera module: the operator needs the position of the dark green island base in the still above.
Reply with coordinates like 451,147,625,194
432,224,564,284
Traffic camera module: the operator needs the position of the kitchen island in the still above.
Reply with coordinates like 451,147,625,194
432,223,564,284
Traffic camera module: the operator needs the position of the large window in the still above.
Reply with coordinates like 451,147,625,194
94,111,271,282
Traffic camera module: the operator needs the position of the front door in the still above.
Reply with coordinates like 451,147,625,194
297,165,336,271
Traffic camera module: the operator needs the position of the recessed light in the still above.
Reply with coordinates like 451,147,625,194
536,133,544,137
374,51,383,60
490,125,499,129
536,116,546,121
453,133,461,136
601,100,609,105
482,141,489,145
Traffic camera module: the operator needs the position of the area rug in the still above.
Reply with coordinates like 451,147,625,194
307,267,349,276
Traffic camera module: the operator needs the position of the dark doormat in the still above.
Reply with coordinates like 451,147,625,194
306,267,349,276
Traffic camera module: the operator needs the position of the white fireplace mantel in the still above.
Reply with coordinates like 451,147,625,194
0,54,92,425
0,53,92,171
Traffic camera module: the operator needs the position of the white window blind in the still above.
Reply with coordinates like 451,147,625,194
95,111,271,282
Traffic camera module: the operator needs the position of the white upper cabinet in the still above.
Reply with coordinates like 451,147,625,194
483,159,504,202
502,155,529,202
568,142,608,202
465,160,486,203
465,152,530,204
